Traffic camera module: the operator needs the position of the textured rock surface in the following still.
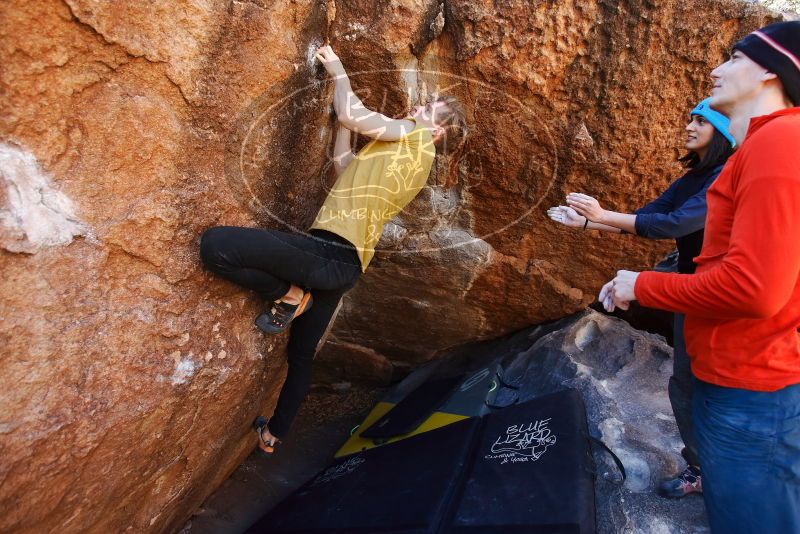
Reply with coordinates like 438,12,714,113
321,0,793,375
0,0,794,533
1,2,332,533
0,143,88,253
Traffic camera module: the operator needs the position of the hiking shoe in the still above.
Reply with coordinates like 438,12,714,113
255,292,313,334
658,464,702,498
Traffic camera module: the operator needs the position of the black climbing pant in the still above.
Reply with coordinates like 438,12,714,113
199,226,361,438
669,313,699,467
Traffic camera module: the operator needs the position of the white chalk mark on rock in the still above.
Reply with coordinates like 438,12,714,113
170,353,197,385
0,143,88,253
307,39,322,70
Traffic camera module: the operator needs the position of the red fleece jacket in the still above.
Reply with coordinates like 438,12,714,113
635,107,800,391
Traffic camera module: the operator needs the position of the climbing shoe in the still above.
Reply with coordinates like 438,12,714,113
255,291,313,334
252,415,279,454
658,464,702,498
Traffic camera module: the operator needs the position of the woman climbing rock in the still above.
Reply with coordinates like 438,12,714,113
200,44,467,453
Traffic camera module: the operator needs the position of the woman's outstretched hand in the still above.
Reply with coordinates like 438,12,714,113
314,44,346,78
547,205,586,228
566,193,605,223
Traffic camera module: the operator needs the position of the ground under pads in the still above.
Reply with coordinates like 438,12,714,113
246,389,606,534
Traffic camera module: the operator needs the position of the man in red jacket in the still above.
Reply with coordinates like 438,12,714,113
599,21,800,532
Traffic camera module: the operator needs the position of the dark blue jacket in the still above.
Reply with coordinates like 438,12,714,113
634,164,724,274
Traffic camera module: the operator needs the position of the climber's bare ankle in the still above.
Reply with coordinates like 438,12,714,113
281,285,303,305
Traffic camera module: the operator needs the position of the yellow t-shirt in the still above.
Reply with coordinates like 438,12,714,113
310,118,436,271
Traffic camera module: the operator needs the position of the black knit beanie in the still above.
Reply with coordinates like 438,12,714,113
733,21,800,106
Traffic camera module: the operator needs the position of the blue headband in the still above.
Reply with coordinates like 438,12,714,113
690,98,736,148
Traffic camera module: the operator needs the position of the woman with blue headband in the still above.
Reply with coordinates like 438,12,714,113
547,98,736,499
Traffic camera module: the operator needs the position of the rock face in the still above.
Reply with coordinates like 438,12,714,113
0,1,793,533
319,0,792,374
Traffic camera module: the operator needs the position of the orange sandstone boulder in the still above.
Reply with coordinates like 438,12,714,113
0,0,791,532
